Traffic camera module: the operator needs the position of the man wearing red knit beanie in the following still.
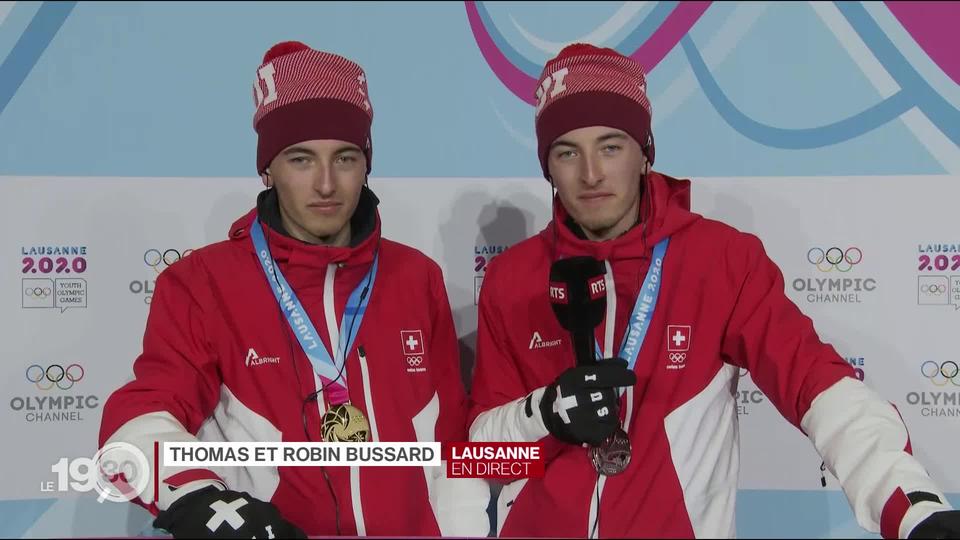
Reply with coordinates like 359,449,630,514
468,44,959,539
98,41,489,538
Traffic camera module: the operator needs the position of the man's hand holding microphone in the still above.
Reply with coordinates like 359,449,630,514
542,256,637,473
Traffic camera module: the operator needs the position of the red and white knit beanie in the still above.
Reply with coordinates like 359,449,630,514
252,41,373,174
534,43,655,179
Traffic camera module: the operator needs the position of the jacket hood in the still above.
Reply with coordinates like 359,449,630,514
228,185,381,268
540,171,700,261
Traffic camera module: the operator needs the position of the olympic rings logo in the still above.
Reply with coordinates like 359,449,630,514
920,284,947,295
144,249,193,274
26,364,84,391
407,356,423,367
24,287,52,298
669,353,686,363
807,247,862,272
921,361,959,387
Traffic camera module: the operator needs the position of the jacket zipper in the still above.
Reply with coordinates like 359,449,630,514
587,261,629,539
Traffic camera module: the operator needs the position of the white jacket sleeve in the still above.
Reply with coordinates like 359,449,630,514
411,390,491,537
469,387,550,443
103,411,225,512
801,377,952,538
428,468,491,536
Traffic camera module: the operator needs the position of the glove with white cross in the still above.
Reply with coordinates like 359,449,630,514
153,485,306,539
539,357,637,446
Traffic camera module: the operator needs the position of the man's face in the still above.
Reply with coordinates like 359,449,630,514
264,139,367,245
547,126,649,241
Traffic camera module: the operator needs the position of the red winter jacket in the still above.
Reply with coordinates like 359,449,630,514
468,172,949,538
99,188,489,537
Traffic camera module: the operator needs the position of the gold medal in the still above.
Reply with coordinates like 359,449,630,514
321,403,370,442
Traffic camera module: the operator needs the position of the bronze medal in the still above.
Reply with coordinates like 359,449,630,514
589,428,631,476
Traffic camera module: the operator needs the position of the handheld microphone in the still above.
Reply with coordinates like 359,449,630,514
548,257,607,365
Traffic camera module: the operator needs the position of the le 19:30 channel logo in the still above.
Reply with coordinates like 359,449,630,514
42,442,149,503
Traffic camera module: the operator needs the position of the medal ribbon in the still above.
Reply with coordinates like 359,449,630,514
250,217,378,404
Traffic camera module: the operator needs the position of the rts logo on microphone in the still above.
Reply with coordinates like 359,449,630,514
588,275,606,300
549,282,568,304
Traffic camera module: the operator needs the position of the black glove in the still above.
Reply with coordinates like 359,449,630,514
539,358,637,446
154,486,306,539
909,510,960,539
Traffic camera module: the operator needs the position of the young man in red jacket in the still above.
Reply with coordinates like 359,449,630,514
98,41,489,538
468,43,959,539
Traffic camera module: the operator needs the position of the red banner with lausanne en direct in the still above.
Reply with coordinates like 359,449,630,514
443,442,545,480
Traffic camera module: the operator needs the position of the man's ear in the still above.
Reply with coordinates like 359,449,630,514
260,170,273,188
